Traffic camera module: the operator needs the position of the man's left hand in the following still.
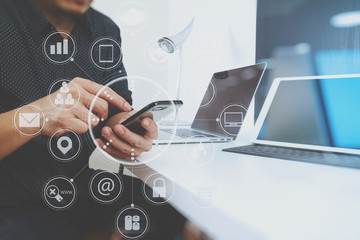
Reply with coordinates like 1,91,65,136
94,111,158,160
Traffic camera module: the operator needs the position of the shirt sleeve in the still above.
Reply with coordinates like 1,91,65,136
102,29,132,119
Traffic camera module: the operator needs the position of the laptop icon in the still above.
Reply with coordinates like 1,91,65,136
223,74,360,169
155,63,267,144
224,112,243,128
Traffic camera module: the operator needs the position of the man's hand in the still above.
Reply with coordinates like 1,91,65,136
94,111,159,160
34,77,132,136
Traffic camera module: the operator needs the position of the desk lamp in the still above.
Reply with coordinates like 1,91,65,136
158,18,195,126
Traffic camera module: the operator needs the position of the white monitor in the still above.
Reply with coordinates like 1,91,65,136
251,74,360,155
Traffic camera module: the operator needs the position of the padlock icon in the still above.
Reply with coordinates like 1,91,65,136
152,178,166,198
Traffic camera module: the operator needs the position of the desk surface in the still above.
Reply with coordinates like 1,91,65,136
129,141,360,240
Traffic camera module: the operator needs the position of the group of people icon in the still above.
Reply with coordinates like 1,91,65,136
54,82,75,105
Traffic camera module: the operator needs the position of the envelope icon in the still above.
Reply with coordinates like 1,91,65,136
19,113,40,128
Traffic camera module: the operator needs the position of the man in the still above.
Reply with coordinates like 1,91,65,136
0,0,185,239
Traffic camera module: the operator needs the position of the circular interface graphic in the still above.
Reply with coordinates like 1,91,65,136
14,105,46,137
144,38,171,67
43,176,76,210
89,171,123,204
48,79,80,110
218,104,247,136
43,31,75,64
115,206,149,239
142,173,175,205
90,38,122,70
199,81,216,108
88,76,177,166
184,135,215,165
48,129,82,161
189,178,216,208
117,2,148,35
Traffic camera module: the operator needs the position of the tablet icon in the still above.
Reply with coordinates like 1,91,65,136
99,44,114,63
90,38,122,70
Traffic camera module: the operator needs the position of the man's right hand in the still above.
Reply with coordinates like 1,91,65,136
33,77,131,137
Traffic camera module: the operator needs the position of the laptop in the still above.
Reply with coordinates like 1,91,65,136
223,74,360,169
155,63,267,144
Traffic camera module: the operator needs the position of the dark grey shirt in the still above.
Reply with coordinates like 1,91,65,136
0,0,132,206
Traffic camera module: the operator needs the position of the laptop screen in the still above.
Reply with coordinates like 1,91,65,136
255,76,360,153
191,63,266,137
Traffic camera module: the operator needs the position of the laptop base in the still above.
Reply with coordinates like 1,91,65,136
154,128,233,145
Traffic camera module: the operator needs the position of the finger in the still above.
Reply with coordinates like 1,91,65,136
101,126,142,157
117,110,137,125
73,105,100,128
141,118,158,140
80,89,108,121
65,118,89,134
95,138,139,160
94,139,127,159
113,124,152,152
73,77,132,112
97,86,132,112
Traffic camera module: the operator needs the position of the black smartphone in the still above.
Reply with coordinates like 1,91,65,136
122,100,183,136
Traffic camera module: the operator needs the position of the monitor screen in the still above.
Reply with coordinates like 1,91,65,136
191,63,266,137
257,77,360,151
255,0,360,121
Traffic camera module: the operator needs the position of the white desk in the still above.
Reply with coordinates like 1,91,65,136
121,141,360,240
89,112,360,240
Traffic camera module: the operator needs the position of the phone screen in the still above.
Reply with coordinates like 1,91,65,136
123,101,182,135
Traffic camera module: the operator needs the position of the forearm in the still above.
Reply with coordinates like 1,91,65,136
0,109,33,160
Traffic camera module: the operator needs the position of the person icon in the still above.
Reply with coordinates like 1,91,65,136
54,93,64,105
65,93,74,105
60,82,69,93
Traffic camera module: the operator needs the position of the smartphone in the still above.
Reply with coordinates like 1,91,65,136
122,100,183,135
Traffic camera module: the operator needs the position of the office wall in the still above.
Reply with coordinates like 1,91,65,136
255,0,360,119
92,0,256,120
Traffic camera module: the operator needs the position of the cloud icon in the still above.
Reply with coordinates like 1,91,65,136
119,8,146,26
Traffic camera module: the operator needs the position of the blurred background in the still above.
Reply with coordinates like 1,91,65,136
92,0,256,122
256,0,360,120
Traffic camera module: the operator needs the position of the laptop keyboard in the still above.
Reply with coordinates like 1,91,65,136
161,128,218,138
223,145,360,169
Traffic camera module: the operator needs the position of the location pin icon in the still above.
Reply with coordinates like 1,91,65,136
57,136,73,154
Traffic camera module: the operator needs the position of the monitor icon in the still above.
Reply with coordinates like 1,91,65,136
99,44,114,63
224,112,243,127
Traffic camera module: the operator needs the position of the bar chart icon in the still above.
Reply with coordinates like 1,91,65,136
50,39,68,55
